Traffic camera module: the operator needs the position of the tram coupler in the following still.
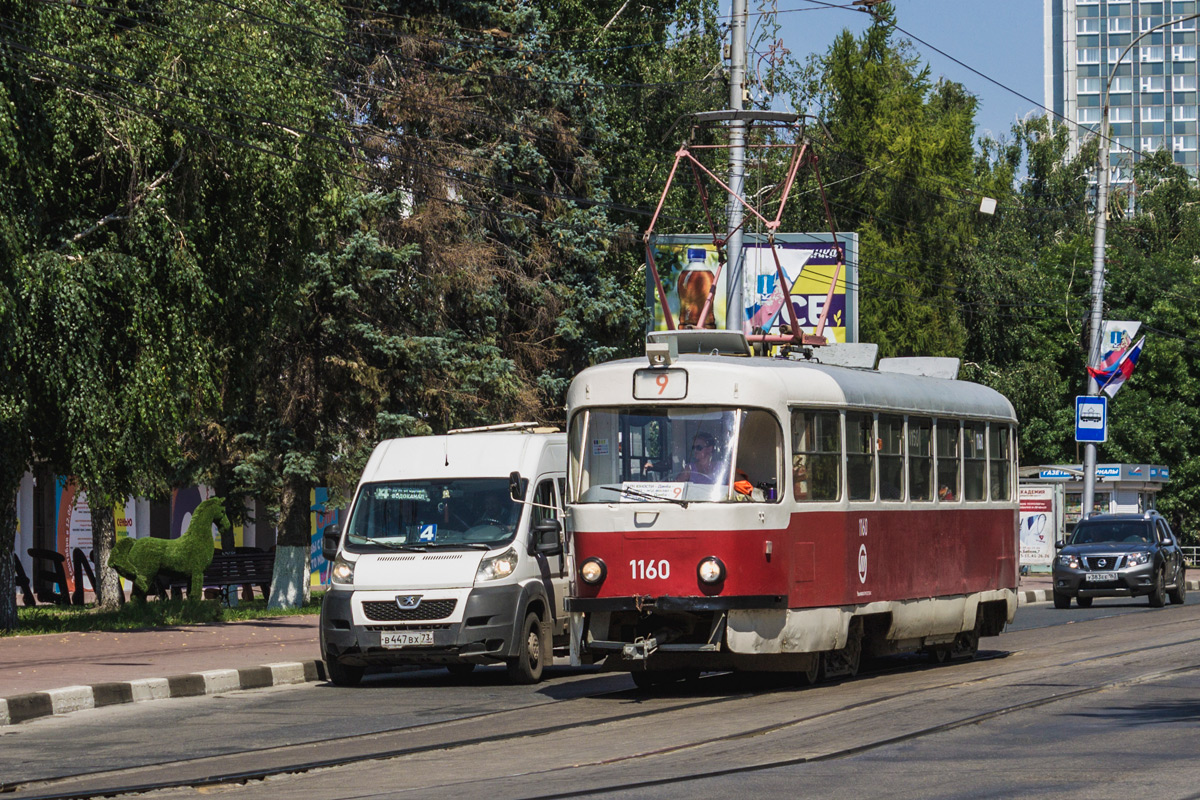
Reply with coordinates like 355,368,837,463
623,636,658,661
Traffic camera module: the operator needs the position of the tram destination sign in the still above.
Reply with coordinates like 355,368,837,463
1075,396,1107,443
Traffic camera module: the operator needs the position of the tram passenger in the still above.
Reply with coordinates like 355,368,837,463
938,484,956,502
675,432,719,484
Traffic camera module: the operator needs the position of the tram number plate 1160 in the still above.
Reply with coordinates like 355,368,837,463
381,631,434,648
634,369,687,400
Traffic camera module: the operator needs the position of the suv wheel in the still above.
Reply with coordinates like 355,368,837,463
1149,568,1167,608
1168,567,1188,605
1053,591,1071,609
1075,595,1093,608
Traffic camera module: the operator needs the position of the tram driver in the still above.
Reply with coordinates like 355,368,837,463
675,431,720,484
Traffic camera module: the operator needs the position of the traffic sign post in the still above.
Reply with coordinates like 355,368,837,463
1076,396,1107,443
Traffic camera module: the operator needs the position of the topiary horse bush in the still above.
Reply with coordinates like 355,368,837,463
108,497,230,601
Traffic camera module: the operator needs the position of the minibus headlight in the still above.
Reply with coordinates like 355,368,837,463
697,556,725,584
331,556,355,585
477,548,519,582
580,557,606,585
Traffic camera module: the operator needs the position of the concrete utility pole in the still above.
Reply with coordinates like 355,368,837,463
1082,13,1197,517
724,0,747,331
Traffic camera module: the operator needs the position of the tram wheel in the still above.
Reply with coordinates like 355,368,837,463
799,654,820,685
950,627,979,660
926,646,950,665
819,626,862,680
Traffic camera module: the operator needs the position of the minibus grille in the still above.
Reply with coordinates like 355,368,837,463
363,598,458,621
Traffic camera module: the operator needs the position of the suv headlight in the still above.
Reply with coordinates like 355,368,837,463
331,555,355,585
476,548,519,582
1057,553,1081,569
1125,551,1151,567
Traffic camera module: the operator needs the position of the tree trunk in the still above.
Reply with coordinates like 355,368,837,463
0,478,18,632
0,470,24,633
268,476,312,609
87,488,123,611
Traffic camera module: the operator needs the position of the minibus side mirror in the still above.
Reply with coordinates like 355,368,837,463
322,523,341,562
509,471,524,502
531,518,563,557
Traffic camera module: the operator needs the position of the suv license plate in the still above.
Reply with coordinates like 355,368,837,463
381,631,434,648
1085,572,1117,582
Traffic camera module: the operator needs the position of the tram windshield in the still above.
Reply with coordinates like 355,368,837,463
571,407,783,503
343,479,524,552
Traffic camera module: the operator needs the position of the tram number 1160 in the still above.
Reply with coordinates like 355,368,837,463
630,559,671,580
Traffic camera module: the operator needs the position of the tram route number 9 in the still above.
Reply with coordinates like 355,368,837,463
633,368,687,400
630,559,671,580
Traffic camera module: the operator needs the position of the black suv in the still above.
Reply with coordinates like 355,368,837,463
1052,512,1187,609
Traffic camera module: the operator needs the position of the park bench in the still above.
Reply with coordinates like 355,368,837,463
162,548,275,604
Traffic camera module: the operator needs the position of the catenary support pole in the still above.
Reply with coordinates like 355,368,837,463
725,0,747,331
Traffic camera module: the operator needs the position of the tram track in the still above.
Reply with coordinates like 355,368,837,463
7,608,1200,800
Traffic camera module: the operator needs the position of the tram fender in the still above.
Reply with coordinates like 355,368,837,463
726,607,848,654
886,596,972,640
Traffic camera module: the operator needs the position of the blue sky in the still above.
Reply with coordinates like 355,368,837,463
758,0,1046,145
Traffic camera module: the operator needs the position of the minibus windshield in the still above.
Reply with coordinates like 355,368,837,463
344,478,524,551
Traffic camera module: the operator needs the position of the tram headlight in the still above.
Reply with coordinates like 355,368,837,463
580,557,607,585
697,556,725,584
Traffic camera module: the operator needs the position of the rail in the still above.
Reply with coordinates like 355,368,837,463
1181,546,1200,568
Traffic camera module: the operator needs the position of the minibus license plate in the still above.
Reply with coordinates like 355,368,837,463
1085,572,1117,582
381,631,434,648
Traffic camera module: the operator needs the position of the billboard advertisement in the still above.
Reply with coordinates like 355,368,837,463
648,232,858,344
1019,484,1056,567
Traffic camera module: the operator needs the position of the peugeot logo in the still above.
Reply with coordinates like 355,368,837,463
396,595,422,610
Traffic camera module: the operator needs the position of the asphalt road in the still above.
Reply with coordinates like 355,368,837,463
4,595,1199,800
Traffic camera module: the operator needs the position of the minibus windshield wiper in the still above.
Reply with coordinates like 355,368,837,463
424,542,492,550
352,536,426,551
598,484,688,508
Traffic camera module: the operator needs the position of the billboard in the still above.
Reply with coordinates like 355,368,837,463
1019,484,1056,567
648,232,859,344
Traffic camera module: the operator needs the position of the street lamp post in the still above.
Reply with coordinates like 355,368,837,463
1081,13,1199,518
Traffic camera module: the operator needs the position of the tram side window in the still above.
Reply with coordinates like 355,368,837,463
878,414,905,501
791,409,841,502
908,417,933,501
935,420,960,502
963,421,986,501
989,424,1012,501
734,409,783,503
846,412,875,501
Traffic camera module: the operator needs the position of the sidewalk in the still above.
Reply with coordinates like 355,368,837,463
1,614,324,726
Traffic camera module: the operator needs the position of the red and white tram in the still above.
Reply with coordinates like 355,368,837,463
563,333,1019,685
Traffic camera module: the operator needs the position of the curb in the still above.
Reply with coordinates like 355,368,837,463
1018,578,1199,607
0,660,327,726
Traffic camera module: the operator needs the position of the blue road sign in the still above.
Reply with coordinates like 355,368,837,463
1076,396,1107,443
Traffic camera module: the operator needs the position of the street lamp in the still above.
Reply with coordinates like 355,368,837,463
1081,12,1200,517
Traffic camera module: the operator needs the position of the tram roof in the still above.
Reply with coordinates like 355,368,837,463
568,354,1017,422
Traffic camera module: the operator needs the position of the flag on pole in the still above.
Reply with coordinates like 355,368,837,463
1087,335,1145,398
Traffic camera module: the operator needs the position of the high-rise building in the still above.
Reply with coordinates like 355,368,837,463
1045,0,1200,185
